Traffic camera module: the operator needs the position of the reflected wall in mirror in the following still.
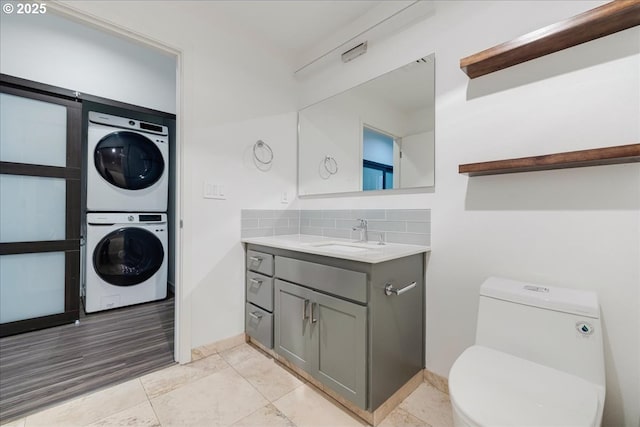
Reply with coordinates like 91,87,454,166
298,53,435,196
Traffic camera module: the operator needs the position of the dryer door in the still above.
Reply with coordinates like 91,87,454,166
93,227,164,286
94,130,165,190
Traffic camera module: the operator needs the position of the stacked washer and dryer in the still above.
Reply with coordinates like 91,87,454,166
83,112,169,313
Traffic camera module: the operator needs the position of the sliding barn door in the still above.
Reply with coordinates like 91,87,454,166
0,80,81,336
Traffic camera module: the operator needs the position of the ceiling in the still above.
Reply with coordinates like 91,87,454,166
212,1,381,59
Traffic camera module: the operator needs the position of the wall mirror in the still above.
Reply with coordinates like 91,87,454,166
298,53,435,196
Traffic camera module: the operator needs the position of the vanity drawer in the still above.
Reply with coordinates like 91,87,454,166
247,250,274,276
275,256,367,304
245,302,273,349
246,271,274,312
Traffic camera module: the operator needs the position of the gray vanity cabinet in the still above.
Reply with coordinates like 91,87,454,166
274,278,367,408
245,243,425,413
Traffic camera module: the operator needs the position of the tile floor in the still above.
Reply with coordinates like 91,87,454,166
1,343,453,427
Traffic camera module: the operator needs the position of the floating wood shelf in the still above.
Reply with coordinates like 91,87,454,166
460,1,640,79
459,144,640,176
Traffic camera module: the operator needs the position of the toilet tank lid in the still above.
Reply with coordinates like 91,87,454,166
480,277,600,318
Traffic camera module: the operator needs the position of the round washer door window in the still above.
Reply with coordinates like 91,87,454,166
93,228,164,286
94,131,165,190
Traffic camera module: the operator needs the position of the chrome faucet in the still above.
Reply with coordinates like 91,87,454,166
352,218,368,242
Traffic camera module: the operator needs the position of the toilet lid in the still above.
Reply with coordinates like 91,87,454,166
449,345,600,427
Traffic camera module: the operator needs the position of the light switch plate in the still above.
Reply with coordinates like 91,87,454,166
204,181,226,200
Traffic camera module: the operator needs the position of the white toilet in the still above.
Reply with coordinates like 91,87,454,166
449,277,606,427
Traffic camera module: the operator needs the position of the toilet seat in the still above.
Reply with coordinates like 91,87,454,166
449,345,600,427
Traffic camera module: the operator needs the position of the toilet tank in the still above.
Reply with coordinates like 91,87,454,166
476,277,605,388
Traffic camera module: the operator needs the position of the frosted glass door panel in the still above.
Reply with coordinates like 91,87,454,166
0,252,66,323
0,93,67,167
0,174,66,242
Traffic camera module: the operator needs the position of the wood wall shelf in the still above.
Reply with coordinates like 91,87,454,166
460,1,640,79
459,144,640,176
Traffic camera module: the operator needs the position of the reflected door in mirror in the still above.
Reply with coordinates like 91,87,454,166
362,126,394,191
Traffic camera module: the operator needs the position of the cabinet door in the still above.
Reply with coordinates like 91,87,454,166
312,292,367,409
274,279,313,371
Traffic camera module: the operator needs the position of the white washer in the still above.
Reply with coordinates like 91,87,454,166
85,212,167,313
87,112,169,212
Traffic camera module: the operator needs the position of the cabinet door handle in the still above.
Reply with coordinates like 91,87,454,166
311,302,317,323
302,299,309,320
249,256,263,263
384,281,417,296
249,311,263,320
249,278,263,286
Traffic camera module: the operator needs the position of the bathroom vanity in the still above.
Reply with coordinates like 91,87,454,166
242,235,429,424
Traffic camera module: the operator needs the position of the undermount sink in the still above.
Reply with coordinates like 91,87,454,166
309,241,383,253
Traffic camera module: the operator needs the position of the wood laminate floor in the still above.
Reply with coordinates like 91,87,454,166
0,296,175,423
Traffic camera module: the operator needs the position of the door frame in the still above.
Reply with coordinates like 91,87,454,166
11,2,190,363
47,2,191,364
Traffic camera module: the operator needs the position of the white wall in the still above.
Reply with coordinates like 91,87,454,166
400,131,434,187
297,1,639,426
0,10,176,113
405,105,435,136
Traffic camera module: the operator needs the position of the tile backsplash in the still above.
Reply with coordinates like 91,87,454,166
241,209,430,246
240,209,300,238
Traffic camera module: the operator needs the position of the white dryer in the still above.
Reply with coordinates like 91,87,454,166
87,112,169,212
85,212,167,313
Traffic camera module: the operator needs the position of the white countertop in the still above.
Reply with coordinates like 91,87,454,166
241,234,430,264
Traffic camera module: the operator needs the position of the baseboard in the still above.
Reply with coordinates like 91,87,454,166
190,333,245,361
424,368,449,395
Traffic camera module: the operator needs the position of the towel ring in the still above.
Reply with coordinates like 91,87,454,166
324,156,338,175
253,140,273,165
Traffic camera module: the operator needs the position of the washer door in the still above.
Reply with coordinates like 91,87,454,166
93,227,164,286
94,130,165,190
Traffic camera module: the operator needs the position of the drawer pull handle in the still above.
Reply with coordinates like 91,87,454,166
303,299,309,320
249,311,263,320
311,302,317,323
384,281,417,296
249,256,263,263
249,278,263,286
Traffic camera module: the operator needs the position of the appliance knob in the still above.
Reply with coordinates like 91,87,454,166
129,120,135,126
128,215,134,222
